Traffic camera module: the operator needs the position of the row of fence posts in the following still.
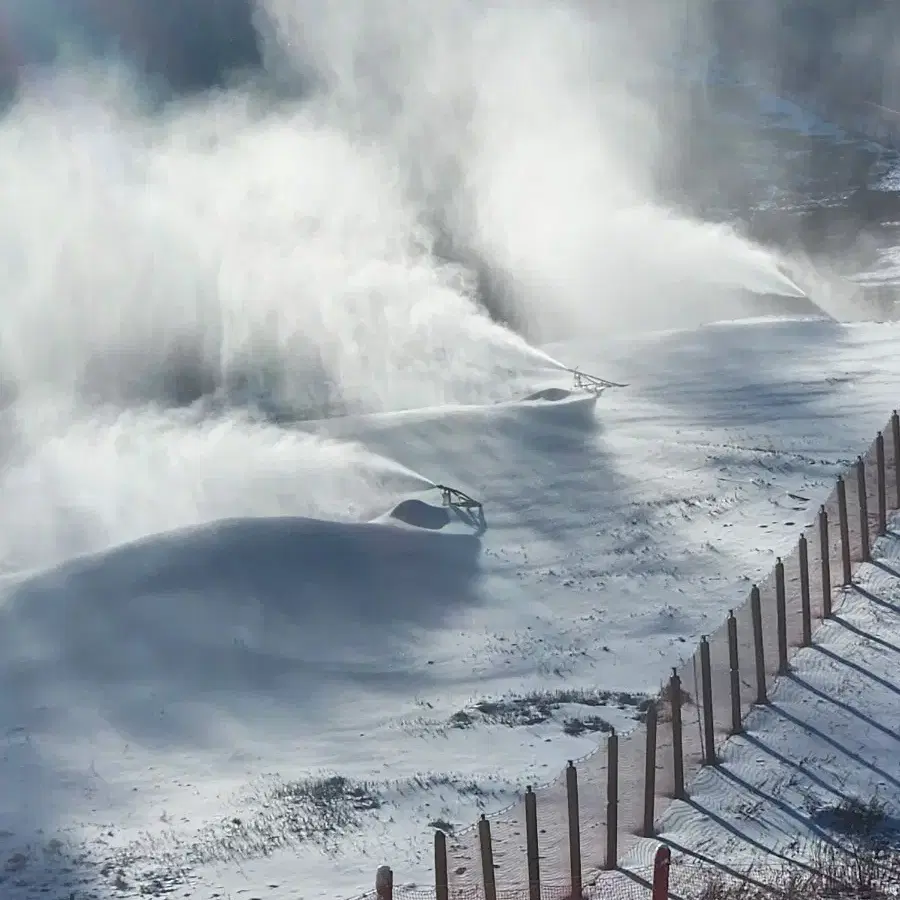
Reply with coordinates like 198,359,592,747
375,846,673,900
371,413,900,900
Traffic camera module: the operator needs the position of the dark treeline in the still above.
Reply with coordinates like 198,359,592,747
712,0,900,112
0,0,894,112
0,0,262,96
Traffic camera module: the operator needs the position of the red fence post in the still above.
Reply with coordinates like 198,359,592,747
652,845,671,900
376,865,393,900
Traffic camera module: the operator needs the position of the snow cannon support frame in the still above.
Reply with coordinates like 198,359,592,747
435,485,483,511
570,367,628,394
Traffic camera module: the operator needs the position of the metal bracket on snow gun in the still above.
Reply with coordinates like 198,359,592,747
570,367,629,394
434,485,483,510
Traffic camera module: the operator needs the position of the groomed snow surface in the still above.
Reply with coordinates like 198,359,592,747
655,515,900,891
3,314,900,900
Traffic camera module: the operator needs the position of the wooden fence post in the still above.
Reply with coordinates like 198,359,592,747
525,787,540,900
605,731,618,870
643,702,658,837
775,558,788,675
699,637,716,765
727,611,742,734
837,476,851,584
877,432,887,535
435,832,449,900
819,506,832,618
479,815,497,900
892,411,900,509
669,670,685,800
799,535,811,646
857,456,870,563
376,866,393,900
566,761,582,899
652,845,672,900
750,585,767,704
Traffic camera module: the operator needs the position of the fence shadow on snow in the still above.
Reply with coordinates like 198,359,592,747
360,407,900,900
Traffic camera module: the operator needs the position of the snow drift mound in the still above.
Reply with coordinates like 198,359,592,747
0,516,482,726
521,387,575,402
388,499,452,530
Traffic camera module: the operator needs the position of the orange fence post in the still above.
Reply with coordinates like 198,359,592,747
376,865,393,900
652,845,671,900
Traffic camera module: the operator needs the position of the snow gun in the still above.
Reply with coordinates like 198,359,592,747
434,485,483,511
569,368,628,394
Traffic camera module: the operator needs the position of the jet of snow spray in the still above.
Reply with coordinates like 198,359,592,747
365,456,438,490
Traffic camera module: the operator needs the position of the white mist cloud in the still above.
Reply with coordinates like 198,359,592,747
0,402,435,572
0,0,807,565
258,0,802,339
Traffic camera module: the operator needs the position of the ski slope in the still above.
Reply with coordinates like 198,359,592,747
3,313,900,900
655,518,900,882
3,10,900,895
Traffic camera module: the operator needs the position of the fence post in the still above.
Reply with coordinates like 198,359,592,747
837,476,851,584
652,845,672,900
435,832,449,900
669,669,685,799
750,585,767,704
605,731,618,869
877,432,887,535
479,815,497,900
798,535,811,646
892,411,900,509
643,701,658,837
819,506,832,618
525,786,540,900
726,611,742,734
857,456,870,563
376,866,393,900
775,558,788,675
566,761,582,899
699,637,716,765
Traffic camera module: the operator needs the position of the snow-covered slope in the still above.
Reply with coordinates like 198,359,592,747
3,314,900,900
655,517,900,886
5,14,900,898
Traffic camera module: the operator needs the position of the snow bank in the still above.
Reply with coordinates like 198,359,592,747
0,515,481,730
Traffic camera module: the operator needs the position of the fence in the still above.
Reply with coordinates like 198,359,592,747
360,408,900,900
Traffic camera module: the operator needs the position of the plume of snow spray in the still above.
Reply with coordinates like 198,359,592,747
252,0,808,341
0,0,819,569
0,406,437,571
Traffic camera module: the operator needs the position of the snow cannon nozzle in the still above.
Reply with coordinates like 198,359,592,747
434,484,483,510
570,367,629,394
